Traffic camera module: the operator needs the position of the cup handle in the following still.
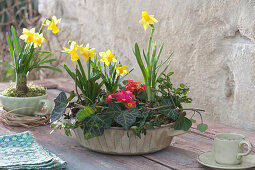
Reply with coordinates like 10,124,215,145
237,140,253,160
33,99,53,116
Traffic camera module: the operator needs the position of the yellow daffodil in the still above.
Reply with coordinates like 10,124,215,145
62,41,80,61
45,16,61,33
99,50,117,66
19,28,35,43
33,33,45,48
116,65,128,77
139,11,158,31
78,43,96,63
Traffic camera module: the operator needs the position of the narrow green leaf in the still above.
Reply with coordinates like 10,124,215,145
36,66,62,72
6,32,15,64
11,26,21,54
0,62,13,68
134,43,148,81
77,59,87,80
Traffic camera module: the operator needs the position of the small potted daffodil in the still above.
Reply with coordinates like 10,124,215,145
0,16,61,116
50,12,207,155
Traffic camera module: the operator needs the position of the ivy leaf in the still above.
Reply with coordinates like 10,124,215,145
160,97,173,107
159,98,178,121
76,106,95,122
139,107,149,127
197,123,208,132
84,126,105,139
83,113,113,139
174,112,192,131
190,118,196,123
105,103,122,116
114,108,141,130
50,92,68,123
167,72,174,77
67,91,75,102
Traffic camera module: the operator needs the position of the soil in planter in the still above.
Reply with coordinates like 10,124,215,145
1,83,47,97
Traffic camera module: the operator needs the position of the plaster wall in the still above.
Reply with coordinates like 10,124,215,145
38,0,255,130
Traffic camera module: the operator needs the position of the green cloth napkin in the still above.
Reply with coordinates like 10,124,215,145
0,131,66,169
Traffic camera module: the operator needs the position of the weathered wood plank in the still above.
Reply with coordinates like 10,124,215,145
0,124,171,170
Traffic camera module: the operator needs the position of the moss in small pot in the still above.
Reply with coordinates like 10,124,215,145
1,83,46,97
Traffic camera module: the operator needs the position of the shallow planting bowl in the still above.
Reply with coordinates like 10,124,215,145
74,123,186,155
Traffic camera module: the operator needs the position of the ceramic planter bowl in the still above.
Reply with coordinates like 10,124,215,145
0,94,52,116
74,123,186,155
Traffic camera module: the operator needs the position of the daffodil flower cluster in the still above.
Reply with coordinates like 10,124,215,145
1,16,62,93
19,16,61,48
62,41,96,63
19,28,45,48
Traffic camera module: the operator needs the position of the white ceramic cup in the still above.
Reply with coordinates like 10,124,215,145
214,133,252,165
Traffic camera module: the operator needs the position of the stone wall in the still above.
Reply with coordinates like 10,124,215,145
38,0,255,130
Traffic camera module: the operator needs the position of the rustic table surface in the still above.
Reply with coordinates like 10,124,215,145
0,79,255,170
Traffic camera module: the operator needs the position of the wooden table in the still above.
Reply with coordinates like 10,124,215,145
0,79,255,170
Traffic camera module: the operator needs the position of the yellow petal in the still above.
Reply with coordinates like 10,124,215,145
19,34,27,40
99,52,105,57
112,58,117,62
85,43,90,49
139,18,145,24
144,23,149,30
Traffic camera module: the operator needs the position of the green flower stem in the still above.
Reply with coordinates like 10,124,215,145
39,18,47,34
147,25,155,63
145,25,155,101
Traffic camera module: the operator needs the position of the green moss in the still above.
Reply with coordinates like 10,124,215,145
1,83,47,97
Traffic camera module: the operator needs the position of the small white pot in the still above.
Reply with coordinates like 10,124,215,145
74,123,186,155
0,93,52,116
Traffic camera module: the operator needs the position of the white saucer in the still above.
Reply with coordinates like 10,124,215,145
197,151,255,169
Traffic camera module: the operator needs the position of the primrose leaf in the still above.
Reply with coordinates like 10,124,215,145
114,108,141,130
76,106,95,122
174,112,192,131
159,98,178,121
197,123,208,132
50,92,68,123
